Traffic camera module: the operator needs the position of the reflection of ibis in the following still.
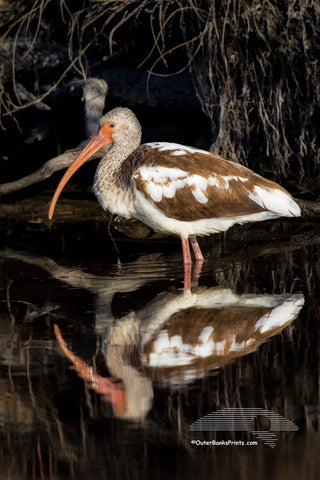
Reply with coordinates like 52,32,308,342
0,250,304,420
48,107,300,291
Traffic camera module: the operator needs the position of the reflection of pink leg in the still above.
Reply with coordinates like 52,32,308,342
181,237,192,293
183,264,192,293
190,236,204,261
192,259,204,287
183,263,192,293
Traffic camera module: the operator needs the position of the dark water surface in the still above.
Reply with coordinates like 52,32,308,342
0,218,319,479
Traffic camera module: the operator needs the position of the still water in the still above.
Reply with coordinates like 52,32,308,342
0,218,319,479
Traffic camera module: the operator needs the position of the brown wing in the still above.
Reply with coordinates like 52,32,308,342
120,144,294,221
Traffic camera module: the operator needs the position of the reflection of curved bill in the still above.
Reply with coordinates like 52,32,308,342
54,324,125,417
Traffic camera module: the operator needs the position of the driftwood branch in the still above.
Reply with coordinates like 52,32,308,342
0,78,108,197
83,78,108,138
0,148,81,196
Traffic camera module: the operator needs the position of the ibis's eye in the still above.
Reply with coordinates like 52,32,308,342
109,122,116,128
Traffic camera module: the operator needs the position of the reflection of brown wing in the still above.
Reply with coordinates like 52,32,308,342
54,325,124,415
143,303,298,384
128,146,296,221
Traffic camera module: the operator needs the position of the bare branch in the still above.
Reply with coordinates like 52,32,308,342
83,78,108,138
0,77,108,197
0,148,81,196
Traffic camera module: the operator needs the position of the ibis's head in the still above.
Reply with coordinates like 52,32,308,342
48,107,141,220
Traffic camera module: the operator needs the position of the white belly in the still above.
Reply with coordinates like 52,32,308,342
133,191,280,237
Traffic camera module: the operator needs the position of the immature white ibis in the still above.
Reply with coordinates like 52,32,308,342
48,107,300,287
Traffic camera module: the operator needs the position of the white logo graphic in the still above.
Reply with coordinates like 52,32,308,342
190,408,299,448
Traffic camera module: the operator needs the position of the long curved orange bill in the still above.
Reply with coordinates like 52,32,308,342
48,126,113,220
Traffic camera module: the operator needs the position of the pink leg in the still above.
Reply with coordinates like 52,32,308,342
181,237,192,293
190,236,204,261
181,237,192,264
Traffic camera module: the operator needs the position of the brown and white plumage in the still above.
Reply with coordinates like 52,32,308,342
49,107,301,289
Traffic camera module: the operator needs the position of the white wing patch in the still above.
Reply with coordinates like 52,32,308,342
137,165,188,182
248,186,301,217
208,175,248,189
136,165,189,202
147,325,222,367
146,142,211,156
254,297,305,333
135,165,249,204
188,174,208,204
